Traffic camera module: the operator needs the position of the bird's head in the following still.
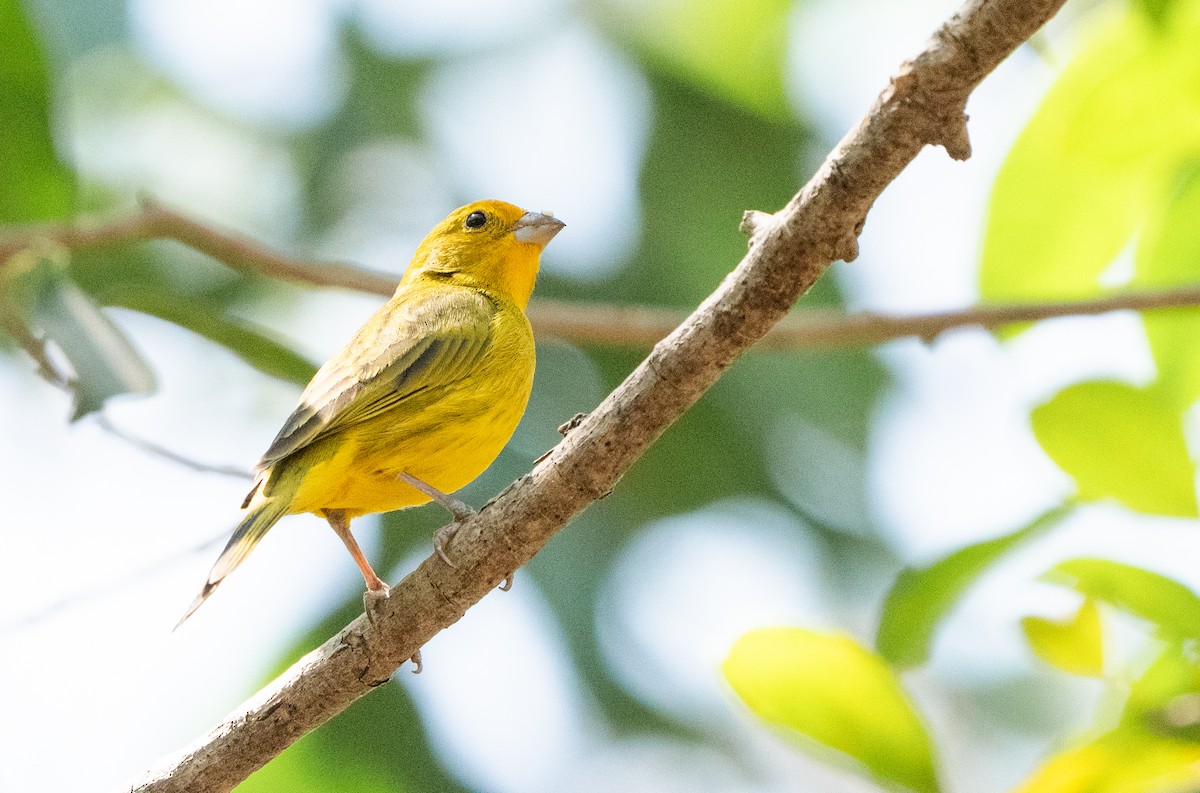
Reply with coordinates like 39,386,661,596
404,200,565,308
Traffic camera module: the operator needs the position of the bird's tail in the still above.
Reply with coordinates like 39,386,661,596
175,486,290,629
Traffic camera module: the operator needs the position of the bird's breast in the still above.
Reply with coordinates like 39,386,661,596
290,312,535,517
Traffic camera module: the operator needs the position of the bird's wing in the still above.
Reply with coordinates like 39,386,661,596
256,287,496,469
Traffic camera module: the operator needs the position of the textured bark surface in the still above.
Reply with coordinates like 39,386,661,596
131,0,1069,789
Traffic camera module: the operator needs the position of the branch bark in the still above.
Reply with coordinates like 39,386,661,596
131,0,1067,789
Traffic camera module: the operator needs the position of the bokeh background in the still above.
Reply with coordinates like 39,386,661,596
4,0,1200,791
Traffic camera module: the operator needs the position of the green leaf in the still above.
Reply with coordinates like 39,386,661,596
725,627,941,793
1021,597,1105,677
0,0,75,222
980,5,1200,304
596,0,792,120
877,505,1071,668
2,248,155,419
1031,381,1197,517
1043,558,1200,640
1137,162,1200,408
104,287,317,386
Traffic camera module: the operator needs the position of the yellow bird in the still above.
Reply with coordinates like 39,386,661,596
178,200,564,625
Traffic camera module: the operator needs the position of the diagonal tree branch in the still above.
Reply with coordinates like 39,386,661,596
9,185,1200,355
128,0,1069,789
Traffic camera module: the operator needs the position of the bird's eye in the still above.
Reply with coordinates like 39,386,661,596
465,211,487,229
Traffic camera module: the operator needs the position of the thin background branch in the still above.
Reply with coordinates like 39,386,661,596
0,527,229,633
5,200,1200,354
113,0,1072,789
93,415,252,479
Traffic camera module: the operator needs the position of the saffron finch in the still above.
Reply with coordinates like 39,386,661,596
178,200,564,625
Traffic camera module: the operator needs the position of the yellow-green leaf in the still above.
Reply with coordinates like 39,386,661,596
1021,598,1105,677
725,627,940,793
1015,732,1200,793
1031,381,1196,517
1043,558,1200,639
980,5,1200,304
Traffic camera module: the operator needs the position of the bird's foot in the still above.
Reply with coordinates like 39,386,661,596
409,649,423,675
433,522,460,568
363,582,391,628
398,472,479,567
499,572,514,591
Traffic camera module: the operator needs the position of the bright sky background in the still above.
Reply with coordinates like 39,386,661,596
4,1,1199,792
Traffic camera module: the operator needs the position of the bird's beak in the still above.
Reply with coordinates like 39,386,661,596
513,211,565,247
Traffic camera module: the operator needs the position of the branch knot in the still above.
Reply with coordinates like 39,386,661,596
740,210,778,248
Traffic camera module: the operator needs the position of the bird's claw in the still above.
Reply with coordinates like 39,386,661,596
410,649,423,675
499,572,514,591
363,583,391,628
433,522,460,568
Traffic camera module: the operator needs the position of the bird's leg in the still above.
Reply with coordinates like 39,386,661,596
399,472,476,521
325,508,390,607
398,472,477,567
397,473,516,590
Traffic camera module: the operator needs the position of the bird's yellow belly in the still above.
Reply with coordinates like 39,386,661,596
285,368,532,518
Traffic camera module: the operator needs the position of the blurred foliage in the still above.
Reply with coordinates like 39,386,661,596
105,285,318,386
1015,731,1200,793
1020,597,1105,678
1032,381,1197,517
980,0,1200,304
593,0,794,121
0,245,155,418
1137,162,1200,407
867,0,1200,787
1014,564,1200,792
982,0,1200,520
0,0,74,222
876,505,1072,669
1042,557,1200,639
725,627,941,793
974,1,1200,788
7,0,1200,790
